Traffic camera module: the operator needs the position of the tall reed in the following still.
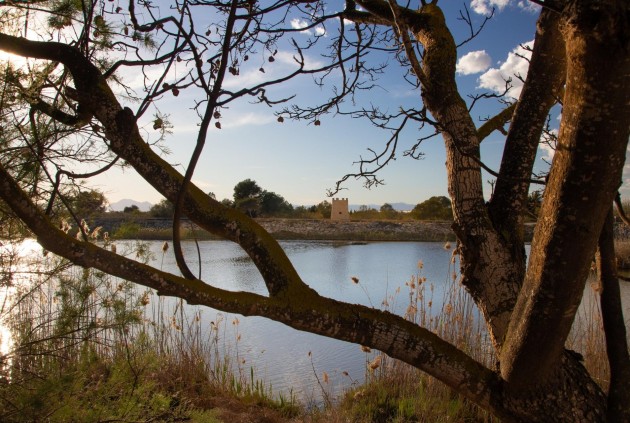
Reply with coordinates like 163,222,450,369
333,246,610,422
0,240,298,422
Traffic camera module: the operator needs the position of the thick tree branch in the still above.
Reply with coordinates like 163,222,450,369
500,0,630,387
488,9,565,250
476,102,515,143
408,4,520,348
0,33,302,297
0,159,504,416
388,0,427,85
344,0,427,27
597,209,630,422
30,98,91,127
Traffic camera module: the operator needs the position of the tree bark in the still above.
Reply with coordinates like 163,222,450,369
501,0,630,388
407,3,521,350
597,209,630,421
488,8,565,266
0,1,628,420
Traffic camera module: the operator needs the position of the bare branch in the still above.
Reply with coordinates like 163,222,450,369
456,4,494,48
476,102,516,142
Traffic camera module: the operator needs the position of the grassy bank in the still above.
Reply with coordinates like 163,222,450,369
0,243,300,422
0,242,609,422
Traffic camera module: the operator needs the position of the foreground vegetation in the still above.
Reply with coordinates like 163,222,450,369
1,0,629,418
0,241,610,422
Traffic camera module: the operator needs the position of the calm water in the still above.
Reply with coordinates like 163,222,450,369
3,240,629,402
144,240,630,401
147,240,459,400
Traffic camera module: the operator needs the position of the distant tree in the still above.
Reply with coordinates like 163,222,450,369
232,179,264,216
123,205,140,214
260,191,293,217
220,198,234,208
70,190,108,218
292,205,310,218
411,196,452,221
235,197,260,218
316,201,332,219
149,199,174,218
526,190,543,220
353,205,380,220
233,179,263,202
380,203,397,219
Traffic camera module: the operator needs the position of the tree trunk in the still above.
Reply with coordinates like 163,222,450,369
493,352,607,422
1,1,628,421
411,3,522,351
598,209,630,421
500,0,630,389
412,2,627,419
487,10,566,313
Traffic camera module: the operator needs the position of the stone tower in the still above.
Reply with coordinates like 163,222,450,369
331,198,350,221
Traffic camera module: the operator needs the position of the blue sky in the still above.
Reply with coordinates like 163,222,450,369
86,1,557,207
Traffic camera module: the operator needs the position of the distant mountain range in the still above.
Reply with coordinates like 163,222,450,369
109,199,153,212
109,199,416,213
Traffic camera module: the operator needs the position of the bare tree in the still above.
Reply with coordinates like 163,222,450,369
0,0,629,421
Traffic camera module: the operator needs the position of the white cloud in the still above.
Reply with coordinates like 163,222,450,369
456,50,492,75
219,112,275,129
471,0,539,15
290,18,325,36
222,67,267,90
478,41,533,99
220,50,324,91
470,0,510,15
275,51,324,70
291,18,309,31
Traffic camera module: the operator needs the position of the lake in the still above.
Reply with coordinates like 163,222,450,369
140,240,630,402
147,240,460,402
3,239,629,403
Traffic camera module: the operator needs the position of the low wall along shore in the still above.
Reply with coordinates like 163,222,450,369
92,216,535,242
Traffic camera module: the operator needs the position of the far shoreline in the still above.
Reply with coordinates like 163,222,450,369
93,216,535,243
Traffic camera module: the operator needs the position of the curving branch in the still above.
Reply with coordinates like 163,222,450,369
0,139,505,420
500,2,630,388
488,8,565,251
172,0,240,281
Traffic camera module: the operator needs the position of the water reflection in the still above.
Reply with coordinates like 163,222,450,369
146,240,464,399
2,239,629,402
